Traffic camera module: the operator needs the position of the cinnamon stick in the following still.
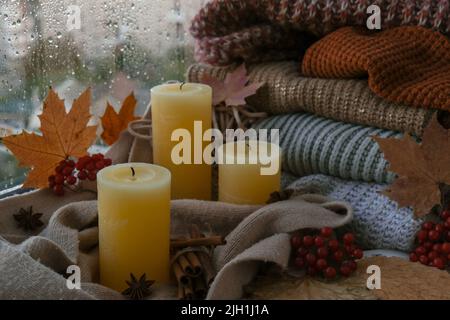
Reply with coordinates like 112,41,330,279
186,252,203,275
170,236,226,249
172,261,189,286
193,276,207,299
172,224,223,299
177,254,195,276
183,280,194,300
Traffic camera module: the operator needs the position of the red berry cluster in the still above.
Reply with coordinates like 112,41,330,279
290,227,363,279
48,153,112,196
409,209,450,270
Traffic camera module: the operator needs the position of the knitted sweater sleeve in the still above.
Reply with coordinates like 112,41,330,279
191,0,450,38
190,0,450,66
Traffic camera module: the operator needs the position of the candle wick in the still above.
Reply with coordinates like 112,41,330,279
131,167,135,177
180,82,186,90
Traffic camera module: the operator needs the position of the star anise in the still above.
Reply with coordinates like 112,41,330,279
13,206,44,231
266,189,294,204
122,273,155,300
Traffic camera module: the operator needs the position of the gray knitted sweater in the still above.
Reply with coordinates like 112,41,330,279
255,113,399,183
285,173,427,252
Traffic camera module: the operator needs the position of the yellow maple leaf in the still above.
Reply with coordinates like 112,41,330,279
3,88,97,189
101,93,138,145
374,115,450,217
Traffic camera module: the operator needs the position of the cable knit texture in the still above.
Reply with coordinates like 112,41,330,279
302,26,450,110
188,61,435,136
254,113,399,183
285,173,426,252
190,0,450,65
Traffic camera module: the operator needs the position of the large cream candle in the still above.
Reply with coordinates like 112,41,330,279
218,140,281,205
151,83,212,200
97,163,171,292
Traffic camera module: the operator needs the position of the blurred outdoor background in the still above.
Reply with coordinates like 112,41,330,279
0,0,205,191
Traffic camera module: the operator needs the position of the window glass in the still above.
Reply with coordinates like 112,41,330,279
0,0,204,191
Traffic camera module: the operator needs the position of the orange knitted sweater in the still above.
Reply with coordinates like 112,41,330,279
302,26,450,111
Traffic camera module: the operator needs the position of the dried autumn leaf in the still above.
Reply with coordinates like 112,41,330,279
201,64,264,106
359,256,450,300
247,257,450,300
3,88,97,189
246,273,374,300
374,115,450,217
101,93,138,145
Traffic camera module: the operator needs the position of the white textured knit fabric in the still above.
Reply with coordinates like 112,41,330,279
254,113,399,183
285,173,429,252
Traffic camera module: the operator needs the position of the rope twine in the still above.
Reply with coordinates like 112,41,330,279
127,119,152,140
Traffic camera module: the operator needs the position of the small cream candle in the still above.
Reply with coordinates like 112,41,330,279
217,140,281,205
97,163,171,292
151,83,212,200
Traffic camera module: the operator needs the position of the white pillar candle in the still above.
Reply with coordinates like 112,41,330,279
97,163,171,292
217,140,281,205
151,83,212,200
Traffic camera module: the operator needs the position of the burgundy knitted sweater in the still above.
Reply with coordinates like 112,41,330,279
190,0,450,66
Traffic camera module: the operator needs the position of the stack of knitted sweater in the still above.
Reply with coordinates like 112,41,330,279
188,0,450,253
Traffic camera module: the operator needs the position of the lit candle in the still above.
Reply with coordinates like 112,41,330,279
217,140,281,205
151,83,212,200
97,163,171,292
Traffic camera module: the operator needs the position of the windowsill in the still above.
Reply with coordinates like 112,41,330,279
0,185,34,200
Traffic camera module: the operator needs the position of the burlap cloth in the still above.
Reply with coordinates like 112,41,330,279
0,191,353,300
0,105,353,300
187,61,435,136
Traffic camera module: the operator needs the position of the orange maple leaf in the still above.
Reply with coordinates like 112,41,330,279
3,88,97,189
101,93,138,145
374,115,450,217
